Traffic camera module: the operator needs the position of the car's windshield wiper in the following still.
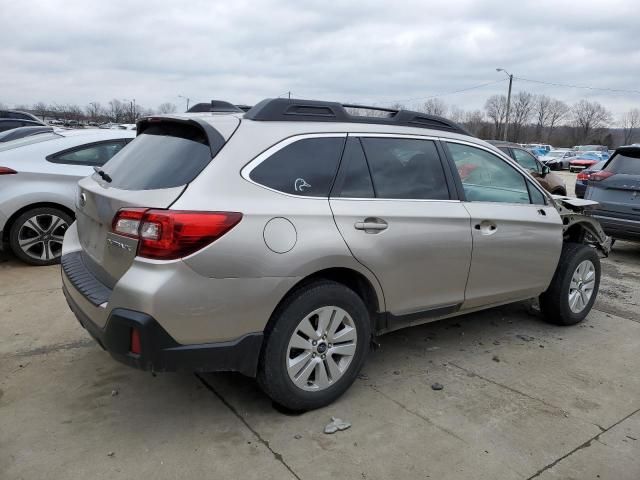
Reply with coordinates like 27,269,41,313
93,166,112,183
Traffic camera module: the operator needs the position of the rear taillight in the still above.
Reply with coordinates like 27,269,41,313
0,167,17,175
576,172,590,180
590,171,614,182
112,209,242,260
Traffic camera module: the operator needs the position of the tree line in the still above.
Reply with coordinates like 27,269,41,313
0,99,178,124
2,94,639,147
402,95,639,147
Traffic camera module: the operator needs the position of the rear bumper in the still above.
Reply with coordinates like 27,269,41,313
591,213,640,242
63,285,263,376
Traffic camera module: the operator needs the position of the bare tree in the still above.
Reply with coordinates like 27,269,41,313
509,92,535,142
621,109,640,145
484,95,508,138
85,102,104,122
31,102,49,120
420,98,447,116
157,102,177,114
108,99,127,123
546,99,569,142
533,95,551,140
0,101,7,110
448,105,465,124
463,110,485,136
572,100,612,144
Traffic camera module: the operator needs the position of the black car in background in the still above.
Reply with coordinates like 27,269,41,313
586,146,640,242
0,125,53,142
0,110,46,133
575,160,606,198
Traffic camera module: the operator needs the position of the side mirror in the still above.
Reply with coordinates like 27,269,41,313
541,165,550,176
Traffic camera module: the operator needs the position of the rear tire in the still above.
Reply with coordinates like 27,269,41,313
257,281,371,411
9,207,72,266
540,243,600,326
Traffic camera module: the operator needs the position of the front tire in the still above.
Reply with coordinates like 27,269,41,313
540,243,600,325
9,207,72,266
257,281,371,411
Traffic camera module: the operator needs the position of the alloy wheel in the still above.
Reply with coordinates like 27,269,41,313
568,259,596,313
17,214,68,262
286,306,358,391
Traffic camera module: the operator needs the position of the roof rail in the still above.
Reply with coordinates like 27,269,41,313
187,100,244,113
243,98,471,136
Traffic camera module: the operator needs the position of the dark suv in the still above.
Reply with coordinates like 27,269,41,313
586,145,640,242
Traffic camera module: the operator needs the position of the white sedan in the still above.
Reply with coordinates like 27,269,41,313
0,129,135,265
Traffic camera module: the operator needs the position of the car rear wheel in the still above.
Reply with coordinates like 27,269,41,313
9,207,72,266
257,281,371,411
539,243,600,326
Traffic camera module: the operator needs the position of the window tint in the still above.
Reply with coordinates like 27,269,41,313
104,123,214,190
605,153,640,175
0,121,22,132
512,148,541,173
333,138,374,198
528,182,546,205
7,112,30,120
50,141,125,166
250,137,345,197
447,143,530,204
360,138,449,199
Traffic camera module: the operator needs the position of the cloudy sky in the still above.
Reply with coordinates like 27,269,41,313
1,0,639,121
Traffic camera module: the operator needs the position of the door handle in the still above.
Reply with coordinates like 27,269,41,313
354,218,388,233
474,220,497,235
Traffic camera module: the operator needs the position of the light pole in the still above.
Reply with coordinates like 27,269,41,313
496,68,513,141
178,95,190,111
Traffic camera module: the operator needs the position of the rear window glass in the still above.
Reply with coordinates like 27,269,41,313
0,132,61,152
605,153,640,175
102,123,213,190
249,137,345,197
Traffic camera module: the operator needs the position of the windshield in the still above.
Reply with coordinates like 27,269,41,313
0,132,62,152
577,153,599,160
546,151,563,158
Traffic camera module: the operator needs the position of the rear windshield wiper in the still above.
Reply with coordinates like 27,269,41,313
93,166,112,183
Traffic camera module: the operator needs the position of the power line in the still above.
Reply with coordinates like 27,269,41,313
379,79,507,106
514,76,640,95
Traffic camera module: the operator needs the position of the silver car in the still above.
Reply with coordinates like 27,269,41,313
61,99,610,410
0,129,135,265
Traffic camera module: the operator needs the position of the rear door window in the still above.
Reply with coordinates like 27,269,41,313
249,137,345,197
103,123,215,190
48,141,126,166
332,138,375,198
359,137,450,199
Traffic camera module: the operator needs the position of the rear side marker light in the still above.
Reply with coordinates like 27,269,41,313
0,166,17,175
111,209,243,260
130,328,142,355
590,171,614,182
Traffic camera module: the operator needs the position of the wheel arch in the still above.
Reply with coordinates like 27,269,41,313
265,266,384,335
2,202,75,243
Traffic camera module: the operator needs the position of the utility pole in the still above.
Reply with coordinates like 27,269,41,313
496,68,513,141
178,95,190,111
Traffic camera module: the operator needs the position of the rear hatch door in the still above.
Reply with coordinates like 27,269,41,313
586,149,640,219
75,115,239,288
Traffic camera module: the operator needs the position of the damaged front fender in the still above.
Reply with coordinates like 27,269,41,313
552,196,612,256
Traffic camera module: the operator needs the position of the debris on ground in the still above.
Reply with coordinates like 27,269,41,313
492,355,501,362
357,373,369,380
431,382,444,391
294,434,302,440
393,370,400,375
493,340,500,345
516,334,535,342
324,417,351,434
111,389,119,397
107,451,115,457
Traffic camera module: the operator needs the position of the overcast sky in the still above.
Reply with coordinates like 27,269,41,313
1,0,639,121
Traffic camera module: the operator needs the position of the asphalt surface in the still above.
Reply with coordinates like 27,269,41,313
1,171,639,479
